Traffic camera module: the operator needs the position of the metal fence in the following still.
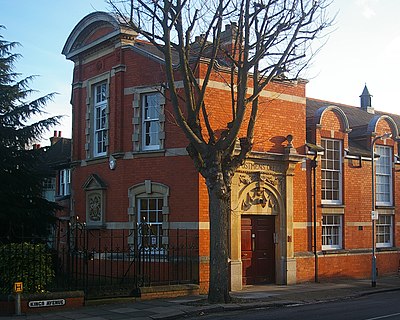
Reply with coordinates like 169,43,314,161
0,222,199,299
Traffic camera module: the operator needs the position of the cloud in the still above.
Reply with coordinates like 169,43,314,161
356,0,378,19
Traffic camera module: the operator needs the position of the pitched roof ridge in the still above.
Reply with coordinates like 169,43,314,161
307,97,356,109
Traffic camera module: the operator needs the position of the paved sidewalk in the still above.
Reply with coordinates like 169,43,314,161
3,275,400,319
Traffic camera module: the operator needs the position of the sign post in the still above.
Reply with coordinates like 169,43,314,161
13,282,23,316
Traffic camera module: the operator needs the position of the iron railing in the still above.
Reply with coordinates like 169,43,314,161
0,221,199,299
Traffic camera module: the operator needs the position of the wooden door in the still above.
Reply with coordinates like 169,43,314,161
241,215,275,285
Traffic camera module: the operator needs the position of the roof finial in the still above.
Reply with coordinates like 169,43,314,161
360,84,374,114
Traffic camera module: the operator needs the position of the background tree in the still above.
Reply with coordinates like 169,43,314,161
109,0,333,303
0,27,61,240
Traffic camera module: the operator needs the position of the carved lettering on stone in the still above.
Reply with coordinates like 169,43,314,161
240,162,283,173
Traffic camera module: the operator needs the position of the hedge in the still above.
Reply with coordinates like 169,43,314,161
0,242,54,294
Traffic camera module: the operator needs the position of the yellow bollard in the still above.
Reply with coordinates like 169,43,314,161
13,282,23,316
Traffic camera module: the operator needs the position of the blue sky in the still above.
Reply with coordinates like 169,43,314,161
1,0,399,145
0,0,108,144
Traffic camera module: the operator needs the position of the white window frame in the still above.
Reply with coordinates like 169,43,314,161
322,215,342,250
94,82,108,157
142,93,160,151
43,177,55,190
137,197,163,249
59,169,71,196
376,214,393,248
375,145,392,206
42,177,56,201
128,181,169,252
321,139,342,204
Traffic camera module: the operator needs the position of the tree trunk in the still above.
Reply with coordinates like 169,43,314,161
207,172,232,303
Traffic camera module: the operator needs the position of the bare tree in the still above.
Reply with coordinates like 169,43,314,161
109,0,333,303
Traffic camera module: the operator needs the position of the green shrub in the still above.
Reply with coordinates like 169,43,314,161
0,242,55,294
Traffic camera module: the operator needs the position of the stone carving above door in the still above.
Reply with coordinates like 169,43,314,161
241,184,278,214
233,160,285,215
239,172,280,188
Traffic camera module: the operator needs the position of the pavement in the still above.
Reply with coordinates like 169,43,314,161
3,274,400,319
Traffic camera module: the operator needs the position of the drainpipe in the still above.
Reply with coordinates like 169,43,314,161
311,154,319,283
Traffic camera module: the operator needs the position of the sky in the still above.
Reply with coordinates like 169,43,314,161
1,0,399,146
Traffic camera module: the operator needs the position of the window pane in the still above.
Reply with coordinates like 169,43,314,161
94,82,108,156
376,214,392,247
321,139,341,203
138,197,163,248
59,169,71,196
149,210,156,223
140,199,148,210
149,199,156,210
322,215,342,249
142,93,161,150
375,146,392,205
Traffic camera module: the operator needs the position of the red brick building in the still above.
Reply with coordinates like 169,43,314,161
62,12,399,292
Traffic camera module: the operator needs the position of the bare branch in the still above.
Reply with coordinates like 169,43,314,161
107,0,334,303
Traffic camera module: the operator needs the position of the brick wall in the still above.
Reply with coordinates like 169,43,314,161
299,107,400,281
65,16,399,291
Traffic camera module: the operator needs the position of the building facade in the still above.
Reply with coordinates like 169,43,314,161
62,12,400,293
40,131,72,243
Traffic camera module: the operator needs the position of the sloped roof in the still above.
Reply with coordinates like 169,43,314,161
62,11,236,69
130,40,180,66
42,138,71,168
307,97,400,156
307,98,375,128
307,98,400,132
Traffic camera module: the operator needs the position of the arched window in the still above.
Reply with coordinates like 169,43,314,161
128,180,169,248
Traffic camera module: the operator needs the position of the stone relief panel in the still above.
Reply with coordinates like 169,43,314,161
83,174,107,228
241,184,278,214
86,190,105,227
239,172,281,188
88,192,102,222
235,170,283,215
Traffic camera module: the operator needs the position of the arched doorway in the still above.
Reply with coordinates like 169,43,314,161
230,166,286,290
238,179,280,285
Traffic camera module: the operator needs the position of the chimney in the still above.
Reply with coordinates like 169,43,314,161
220,22,238,45
195,34,206,44
219,22,242,64
360,84,374,114
50,130,62,145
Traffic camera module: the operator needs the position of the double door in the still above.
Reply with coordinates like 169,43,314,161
241,215,275,285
